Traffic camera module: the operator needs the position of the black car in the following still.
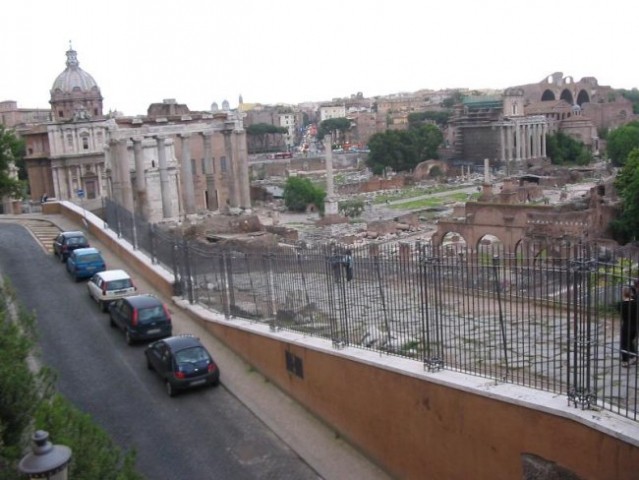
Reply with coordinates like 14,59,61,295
145,335,220,397
52,231,90,262
108,294,172,345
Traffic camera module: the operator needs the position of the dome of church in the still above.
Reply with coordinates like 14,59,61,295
50,45,103,121
51,47,100,94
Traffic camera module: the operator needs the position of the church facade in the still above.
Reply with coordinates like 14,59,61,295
19,46,250,221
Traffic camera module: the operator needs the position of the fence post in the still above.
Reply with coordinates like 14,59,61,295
149,223,156,264
183,239,194,304
221,251,232,319
264,253,278,330
421,244,444,371
492,254,509,380
567,245,597,410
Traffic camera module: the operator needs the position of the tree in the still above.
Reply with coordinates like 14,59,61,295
283,177,325,212
619,88,639,114
365,124,443,175
407,111,451,129
606,121,639,166
0,281,142,480
316,118,351,144
245,123,288,153
0,126,26,198
610,148,639,244
545,132,593,166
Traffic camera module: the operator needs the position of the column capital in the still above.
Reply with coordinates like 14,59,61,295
179,132,192,139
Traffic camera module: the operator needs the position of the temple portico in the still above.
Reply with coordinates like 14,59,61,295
106,117,250,222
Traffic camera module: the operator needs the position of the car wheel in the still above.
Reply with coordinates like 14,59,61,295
109,315,116,327
99,300,107,312
125,330,133,345
166,381,177,397
146,356,153,371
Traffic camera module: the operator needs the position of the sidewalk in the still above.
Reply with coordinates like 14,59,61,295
37,214,393,480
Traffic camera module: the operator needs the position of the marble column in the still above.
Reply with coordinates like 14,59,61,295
117,139,134,213
542,123,547,158
202,132,218,211
499,126,506,165
223,130,239,208
132,137,146,194
515,123,522,161
180,133,196,215
324,134,338,215
155,136,172,218
236,130,251,210
107,139,122,205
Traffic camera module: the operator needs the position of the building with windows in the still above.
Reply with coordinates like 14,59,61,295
16,46,250,221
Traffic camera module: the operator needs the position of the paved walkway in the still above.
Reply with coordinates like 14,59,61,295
5,213,393,480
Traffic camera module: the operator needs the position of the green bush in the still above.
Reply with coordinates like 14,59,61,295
0,280,143,480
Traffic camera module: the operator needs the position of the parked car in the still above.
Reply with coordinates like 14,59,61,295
109,294,172,345
87,269,137,311
145,334,220,397
66,247,106,282
53,231,90,262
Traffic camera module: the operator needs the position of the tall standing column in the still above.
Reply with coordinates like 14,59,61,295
499,126,506,166
542,123,547,158
155,136,172,219
132,137,146,193
515,123,522,162
236,130,251,210
131,137,146,216
180,134,196,215
117,139,134,213
223,130,239,208
202,132,218,211
324,134,338,215
107,139,122,205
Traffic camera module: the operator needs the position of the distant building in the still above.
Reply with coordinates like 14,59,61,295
0,101,52,128
319,104,346,122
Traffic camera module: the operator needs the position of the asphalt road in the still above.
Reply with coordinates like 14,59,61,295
0,222,320,480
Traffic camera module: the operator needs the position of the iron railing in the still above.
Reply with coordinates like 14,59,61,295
104,198,639,421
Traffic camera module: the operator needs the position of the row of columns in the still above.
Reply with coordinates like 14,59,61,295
107,129,250,220
498,120,547,164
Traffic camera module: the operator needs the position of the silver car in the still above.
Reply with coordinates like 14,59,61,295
87,269,137,311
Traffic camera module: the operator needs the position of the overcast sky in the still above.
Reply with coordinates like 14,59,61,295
3,0,636,116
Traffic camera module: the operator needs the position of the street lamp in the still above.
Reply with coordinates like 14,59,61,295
18,430,71,480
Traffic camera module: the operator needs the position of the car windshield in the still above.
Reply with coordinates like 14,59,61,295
67,237,87,245
138,305,166,323
175,346,210,365
77,254,102,263
108,279,132,289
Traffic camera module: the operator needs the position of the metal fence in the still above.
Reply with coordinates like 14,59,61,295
104,198,639,421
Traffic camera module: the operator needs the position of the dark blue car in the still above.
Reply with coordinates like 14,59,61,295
66,247,106,282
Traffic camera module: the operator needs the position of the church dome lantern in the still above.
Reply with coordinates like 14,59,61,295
50,44,103,122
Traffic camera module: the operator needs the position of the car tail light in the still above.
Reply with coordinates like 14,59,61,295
163,304,171,323
208,364,217,373
174,371,185,379
102,283,108,296
131,309,138,326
